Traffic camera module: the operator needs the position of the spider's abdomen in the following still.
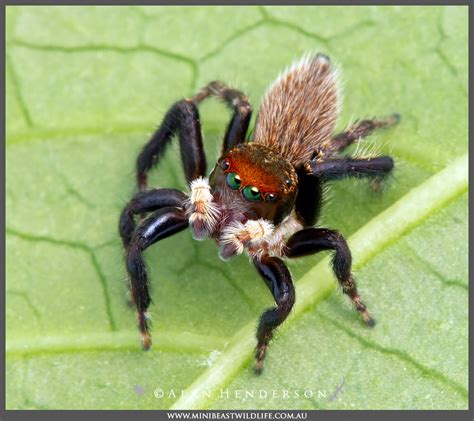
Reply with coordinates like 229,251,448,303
252,53,340,167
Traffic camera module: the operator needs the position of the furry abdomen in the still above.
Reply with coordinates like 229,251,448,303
252,53,340,167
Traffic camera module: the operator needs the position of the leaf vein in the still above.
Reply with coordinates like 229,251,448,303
10,39,199,97
7,331,228,357
403,244,468,291
6,228,117,331
199,19,266,63
6,290,42,322
6,51,33,127
319,312,468,399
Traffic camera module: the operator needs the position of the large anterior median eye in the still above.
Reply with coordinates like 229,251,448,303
226,172,242,190
242,186,261,201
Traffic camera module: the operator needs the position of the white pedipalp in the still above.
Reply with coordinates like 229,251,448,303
245,213,304,260
218,219,275,259
187,177,221,240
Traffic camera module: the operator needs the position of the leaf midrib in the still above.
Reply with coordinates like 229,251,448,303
6,331,228,357
171,152,468,410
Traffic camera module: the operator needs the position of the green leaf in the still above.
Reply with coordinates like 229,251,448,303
6,5,467,410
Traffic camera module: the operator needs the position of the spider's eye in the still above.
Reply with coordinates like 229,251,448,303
242,186,261,202
285,178,292,187
266,193,277,202
226,172,241,190
221,159,230,170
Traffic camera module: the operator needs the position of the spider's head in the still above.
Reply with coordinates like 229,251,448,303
209,143,298,224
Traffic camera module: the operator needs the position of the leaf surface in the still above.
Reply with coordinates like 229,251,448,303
6,6,467,409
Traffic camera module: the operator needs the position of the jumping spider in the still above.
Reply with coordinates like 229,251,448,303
119,53,399,374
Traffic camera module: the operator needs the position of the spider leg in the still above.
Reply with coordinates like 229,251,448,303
119,188,187,247
253,255,295,374
322,113,400,155
296,153,393,227
294,168,323,227
305,156,394,183
136,100,206,190
126,207,188,350
284,228,375,326
191,81,253,153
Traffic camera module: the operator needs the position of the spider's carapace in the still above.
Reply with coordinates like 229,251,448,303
119,53,399,373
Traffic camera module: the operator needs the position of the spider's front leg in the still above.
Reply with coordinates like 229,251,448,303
284,228,375,326
253,255,295,374
191,80,253,152
136,81,252,191
136,100,207,190
126,207,188,349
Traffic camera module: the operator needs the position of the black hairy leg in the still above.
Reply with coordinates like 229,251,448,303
253,256,295,374
285,228,375,327
126,207,189,349
136,100,206,190
322,114,400,155
306,156,394,183
191,81,253,153
294,168,323,227
119,188,187,248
